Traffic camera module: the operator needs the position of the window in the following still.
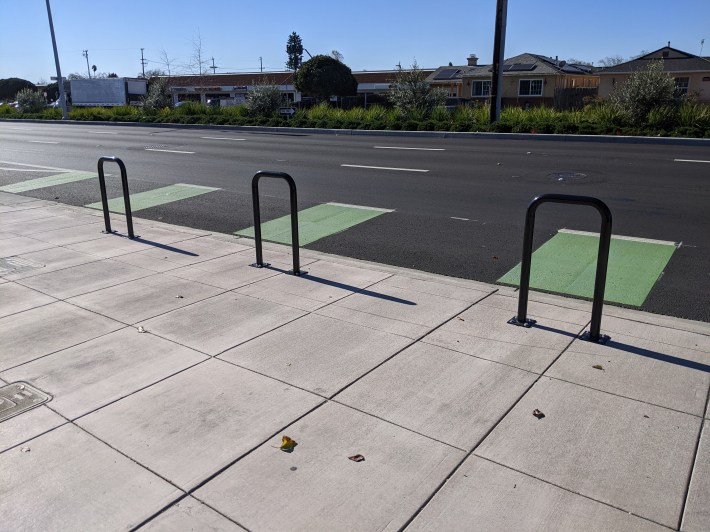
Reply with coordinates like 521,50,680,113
674,77,689,96
472,80,491,97
519,79,543,96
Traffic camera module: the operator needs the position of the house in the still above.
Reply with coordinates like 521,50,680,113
597,45,710,104
426,55,481,98
164,69,434,106
457,53,598,109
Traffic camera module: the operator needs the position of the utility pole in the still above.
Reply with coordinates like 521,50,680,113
140,48,147,77
210,57,218,74
259,56,263,73
489,0,508,124
83,50,91,78
45,0,68,120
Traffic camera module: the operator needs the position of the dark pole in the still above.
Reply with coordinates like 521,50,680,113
489,0,508,123
45,0,68,120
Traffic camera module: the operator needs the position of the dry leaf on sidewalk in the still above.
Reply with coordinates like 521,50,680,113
592,364,604,370
532,409,545,419
280,436,297,453
348,454,365,462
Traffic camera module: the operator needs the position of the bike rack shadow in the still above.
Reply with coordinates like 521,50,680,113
97,156,135,239
508,193,612,344
129,237,199,257
250,170,305,276
260,265,416,305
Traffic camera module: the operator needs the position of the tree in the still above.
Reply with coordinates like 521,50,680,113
190,32,209,76
286,32,304,71
245,78,283,116
598,55,625,67
330,50,344,63
566,58,593,66
15,88,46,113
144,68,166,78
386,61,446,116
159,48,176,77
142,77,173,111
294,55,358,101
611,60,676,124
0,78,35,101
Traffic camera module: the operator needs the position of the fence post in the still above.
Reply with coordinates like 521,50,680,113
250,170,305,276
508,193,612,343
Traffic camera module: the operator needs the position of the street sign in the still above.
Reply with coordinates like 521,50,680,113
279,107,296,116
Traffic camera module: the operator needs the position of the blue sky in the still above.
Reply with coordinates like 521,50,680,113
1,0,708,83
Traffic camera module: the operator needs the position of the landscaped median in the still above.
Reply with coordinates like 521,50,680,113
2,101,710,138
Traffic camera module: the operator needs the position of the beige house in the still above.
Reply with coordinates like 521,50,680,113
598,46,710,104
460,53,599,109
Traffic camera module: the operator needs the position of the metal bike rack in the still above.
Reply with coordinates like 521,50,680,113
508,193,612,344
250,170,305,276
97,156,135,239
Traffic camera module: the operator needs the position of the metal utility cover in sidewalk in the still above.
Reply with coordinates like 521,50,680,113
498,230,677,307
85,183,219,213
0,382,51,423
235,203,392,246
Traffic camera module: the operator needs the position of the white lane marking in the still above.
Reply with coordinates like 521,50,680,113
450,217,469,221
145,148,195,154
7,127,35,131
341,164,428,173
0,160,73,172
674,159,710,163
200,136,246,141
86,130,118,135
0,168,63,173
374,146,445,151
175,183,220,191
29,140,59,144
327,202,394,212
559,228,677,246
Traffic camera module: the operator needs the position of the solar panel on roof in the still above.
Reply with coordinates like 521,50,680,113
507,63,537,71
433,68,461,80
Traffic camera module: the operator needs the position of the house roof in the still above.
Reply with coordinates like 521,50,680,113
462,53,597,78
598,47,710,74
426,65,477,83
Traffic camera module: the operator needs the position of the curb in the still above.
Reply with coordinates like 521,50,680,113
2,118,710,146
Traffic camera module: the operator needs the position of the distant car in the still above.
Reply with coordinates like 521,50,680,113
174,101,188,107
7,101,19,109
47,99,61,108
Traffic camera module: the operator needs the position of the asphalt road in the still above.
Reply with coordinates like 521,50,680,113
1,121,708,322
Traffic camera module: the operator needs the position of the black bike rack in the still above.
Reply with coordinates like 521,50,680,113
250,171,305,276
508,193,612,344
97,156,135,239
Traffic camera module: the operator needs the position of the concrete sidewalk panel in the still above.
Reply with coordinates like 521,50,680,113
407,456,666,532
78,359,323,490
66,274,224,324
17,258,154,299
548,333,710,416
0,424,180,531
2,327,207,420
0,192,54,206
601,315,710,353
67,226,203,259
195,402,464,531
475,293,592,326
329,282,472,331
475,378,701,528
2,246,99,281
141,497,245,531
235,260,391,310
0,207,56,225
142,292,306,355
28,222,112,246
2,214,101,236
0,406,66,453
316,304,430,339
682,423,710,531
375,274,494,303
422,303,584,373
0,283,56,318
166,252,290,290
219,313,412,396
0,302,123,371
336,342,537,450
0,235,54,258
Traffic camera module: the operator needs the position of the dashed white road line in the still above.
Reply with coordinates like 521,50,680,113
29,140,59,144
86,130,118,135
145,148,195,154
327,202,394,212
0,160,74,172
341,164,429,173
450,217,469,221
200,136,246,141
374,146,445,151
674,159,710,164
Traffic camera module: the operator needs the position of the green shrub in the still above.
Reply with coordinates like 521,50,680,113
611,61,676,125
246,80,283,116
0,103,19,117
403,120,419,131
677,102,710,129
16,88,46,113
647,105,678,130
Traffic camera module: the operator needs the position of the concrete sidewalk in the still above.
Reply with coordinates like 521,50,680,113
1,190,708,532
